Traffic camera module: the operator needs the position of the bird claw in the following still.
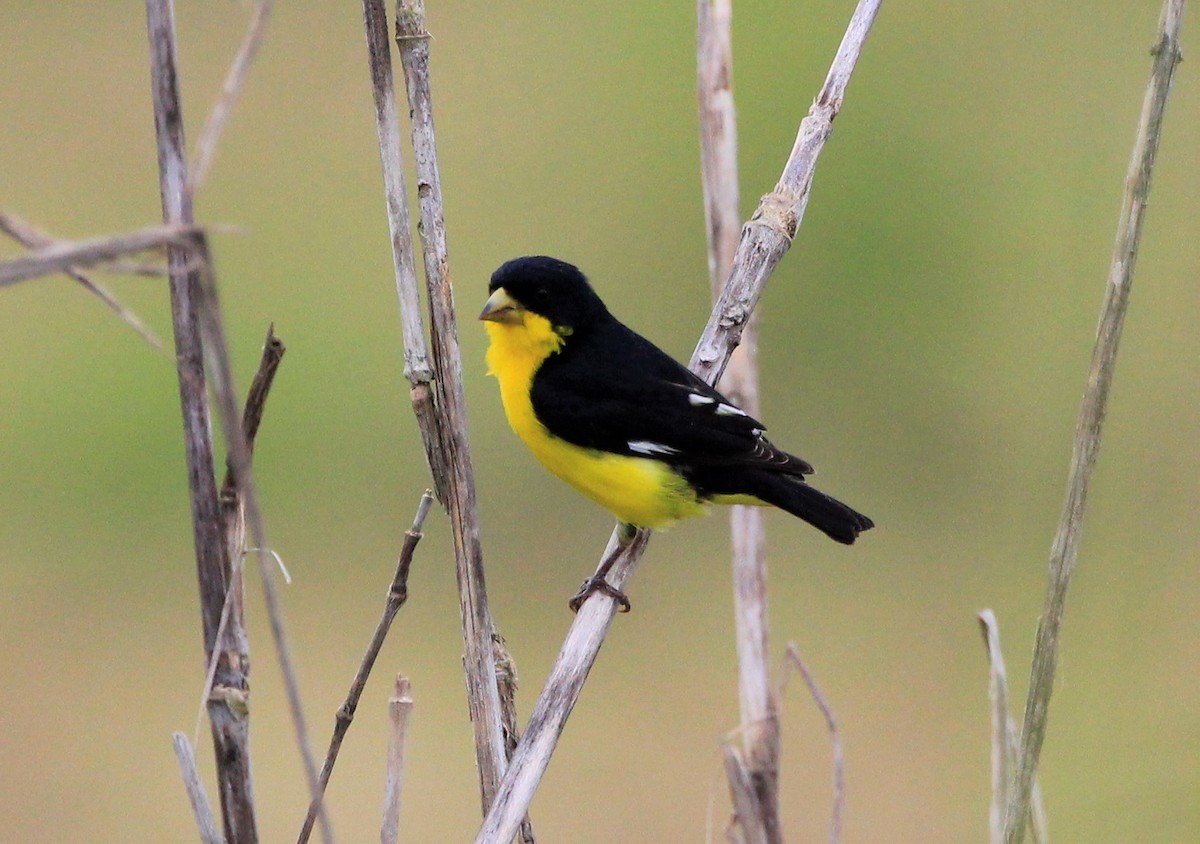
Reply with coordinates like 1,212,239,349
568,575,631,614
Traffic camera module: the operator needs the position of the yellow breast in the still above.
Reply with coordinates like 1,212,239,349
484,314,705,528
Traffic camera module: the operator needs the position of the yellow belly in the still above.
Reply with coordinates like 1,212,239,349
484,317,707,528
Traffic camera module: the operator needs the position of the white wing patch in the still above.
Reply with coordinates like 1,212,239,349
627,440,680,456
715,402,748,417
687,393,715,407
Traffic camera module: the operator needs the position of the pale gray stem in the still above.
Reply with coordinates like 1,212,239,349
1005,3,1186,841
359,0,447,503
393,0,514,819
474,4,882,841
146,3,327,842
381,676,414,844
173,732,227,844
189,0,275,194
698,1,780,841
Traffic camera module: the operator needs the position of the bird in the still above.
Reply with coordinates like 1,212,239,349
479,255,873,611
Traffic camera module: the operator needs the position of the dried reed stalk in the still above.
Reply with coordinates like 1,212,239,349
1005,2,1186,840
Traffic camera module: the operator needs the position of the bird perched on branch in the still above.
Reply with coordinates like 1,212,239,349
480,256,873,611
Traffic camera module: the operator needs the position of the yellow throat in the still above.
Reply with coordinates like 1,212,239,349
483,310,706,528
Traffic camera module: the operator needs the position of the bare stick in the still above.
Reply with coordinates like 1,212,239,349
0,222,198,287
189,0,275,194
381,676,415,844
1005,3,1186,841
192,325,285,750
978,610,1011,844
145,4,255,840
391,0,515,818
359,0,447,504
721,743,770,844
173,732,226,844
0,211,163,347
474,4,880,840
978,611,1048,844
698,2,780,841
145,4,329,841
298,491,434,844
781,644,843,844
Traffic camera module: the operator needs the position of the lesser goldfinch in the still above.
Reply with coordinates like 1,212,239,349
481,256,873,609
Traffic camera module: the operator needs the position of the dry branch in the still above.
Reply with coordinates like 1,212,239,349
145,3,328,841
781,644,844,844
0,211,163,347
189,0,275,194
978,611,1047,844
393,0,518,816
474,8,880,838
0,222,198,288
298,491,434,844
173,732,226,844
698,2,780,841
1005,2,1186,840
381,675,414,844
358,0,446,504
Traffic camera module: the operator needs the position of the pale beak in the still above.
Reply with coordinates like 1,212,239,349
479,287,523,324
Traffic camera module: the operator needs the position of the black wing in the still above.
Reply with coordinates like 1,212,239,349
530,318,813,476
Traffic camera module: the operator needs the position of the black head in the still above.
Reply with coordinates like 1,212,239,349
483,256,608,331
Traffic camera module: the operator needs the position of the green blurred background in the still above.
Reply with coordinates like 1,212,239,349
2,2,1197,841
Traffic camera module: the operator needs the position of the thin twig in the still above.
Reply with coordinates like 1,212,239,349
192,325,286,748
978,611,1048,844
978,610,1012,844
189,0,275,194
0,222,198,288
0,211,163,347
1005,3,1186,841
173,732,227,844
392,0,516,821
474,3,880,840
698,2,781,842
381,675,415,844
781,644,844,844
298,491,434,844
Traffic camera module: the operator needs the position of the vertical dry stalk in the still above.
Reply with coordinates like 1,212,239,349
392,0,514,815
144,4,255,840
475,4,882,840
358,0,448,507
146,4,329,842
1005,2,1186,841
698,1,780,841
381,676,414,844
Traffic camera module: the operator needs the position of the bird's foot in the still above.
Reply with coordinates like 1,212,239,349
617,522,638,547
568,575,631,614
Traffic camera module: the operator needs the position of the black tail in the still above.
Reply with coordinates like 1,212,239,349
695,468,874,545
